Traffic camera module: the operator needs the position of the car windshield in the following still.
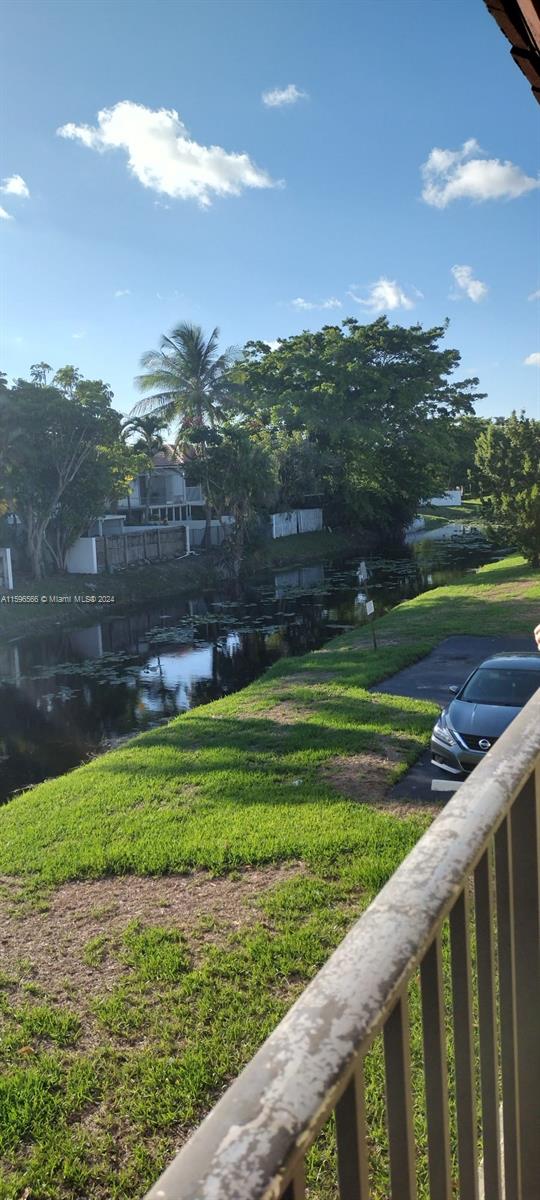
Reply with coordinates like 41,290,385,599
459,667,540,708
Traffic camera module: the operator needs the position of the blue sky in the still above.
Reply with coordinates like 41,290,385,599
1,0,539,419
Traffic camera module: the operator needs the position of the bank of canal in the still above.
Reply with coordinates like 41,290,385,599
0,524,503,801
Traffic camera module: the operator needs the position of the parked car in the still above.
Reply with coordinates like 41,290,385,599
431,652,540,776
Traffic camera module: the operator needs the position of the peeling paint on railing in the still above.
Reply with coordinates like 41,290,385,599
145,692,540,1200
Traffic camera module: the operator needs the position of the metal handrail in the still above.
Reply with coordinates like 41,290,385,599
145,692,540,1200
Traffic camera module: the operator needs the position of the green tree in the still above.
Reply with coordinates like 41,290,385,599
263,429,333,510
475,412,540,566
440,414,491,494
187,425,277,575
234,317,484,531
132,322,234,544
133,322,233,433
53,365,83,398
121,414,167,455
0,372,140,578
29,362,52,387
121,414,167,523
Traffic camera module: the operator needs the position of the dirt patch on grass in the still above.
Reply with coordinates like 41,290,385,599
274,671,336,684
221,696,315,725
320,740,440,818
263,702,309,724
0,863,304,1005
320,745,401,804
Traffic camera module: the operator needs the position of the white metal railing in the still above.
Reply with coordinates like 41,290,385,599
185,485,204,503
145,693,540,1200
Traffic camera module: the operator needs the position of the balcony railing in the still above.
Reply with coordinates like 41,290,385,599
185,485,204,503
145,692,540,1200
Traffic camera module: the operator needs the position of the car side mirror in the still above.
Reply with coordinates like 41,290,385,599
448,684,459,695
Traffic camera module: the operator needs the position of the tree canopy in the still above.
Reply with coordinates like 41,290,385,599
232,317,485,529
0,371,141,578
475,412,540,566
133,323,234,440
0,314,504,581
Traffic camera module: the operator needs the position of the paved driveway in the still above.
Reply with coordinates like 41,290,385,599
374,635,536,803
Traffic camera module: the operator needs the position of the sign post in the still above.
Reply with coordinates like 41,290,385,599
366,598,377,650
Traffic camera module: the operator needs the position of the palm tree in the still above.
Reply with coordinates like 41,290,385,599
121,415,167,524
132,323,234,544
121,414,167,455
132,323,232,433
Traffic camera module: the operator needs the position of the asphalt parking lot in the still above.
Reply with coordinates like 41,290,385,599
374,635,536,803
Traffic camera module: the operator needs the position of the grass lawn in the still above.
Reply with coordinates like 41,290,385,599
420,497,483,530
0,554,538,1198
253,526,374,567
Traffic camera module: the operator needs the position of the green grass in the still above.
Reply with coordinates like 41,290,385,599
420,497,483,530
253,526,373,568
0,553,538,1198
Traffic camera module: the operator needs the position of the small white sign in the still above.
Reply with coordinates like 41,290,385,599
366,599,375,616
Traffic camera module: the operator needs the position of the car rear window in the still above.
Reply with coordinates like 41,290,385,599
460,667,540,707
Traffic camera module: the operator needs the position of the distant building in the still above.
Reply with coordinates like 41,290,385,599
117,446,207,528
65,448,234,572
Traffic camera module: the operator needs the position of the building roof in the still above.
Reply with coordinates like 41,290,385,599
484,0,540,102
151,444,183,468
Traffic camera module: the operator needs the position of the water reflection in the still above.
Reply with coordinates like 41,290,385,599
0,526,502,801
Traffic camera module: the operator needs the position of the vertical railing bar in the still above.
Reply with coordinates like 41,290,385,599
450,888,480,1200
509,771,540,1198
383,991,417,1200
420,934,452,1200
336,1058,371,1199
494,816,521,1199
474,846,502,1200
282,1161,306,1200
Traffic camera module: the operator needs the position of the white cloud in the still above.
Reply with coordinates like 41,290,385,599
421,138,538,207
291,296,342,311
0,206,13,220
450,264,488,303
524,352,540,366
264,340,281,351
0,174,30,198
262,84,307,108
114,288,131,297
72,330,86,340
348,277,417,314
528,289,540,301
57,100,277,208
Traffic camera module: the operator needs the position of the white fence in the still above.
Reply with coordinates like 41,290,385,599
271,508,323,539
424,489,463,508
65,527,187,574
188,521,226,548
65,537,98,574
0,547,13,590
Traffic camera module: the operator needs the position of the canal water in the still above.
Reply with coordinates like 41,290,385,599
0,524,504,802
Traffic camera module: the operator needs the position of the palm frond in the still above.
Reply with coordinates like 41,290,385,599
130,392,179,418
